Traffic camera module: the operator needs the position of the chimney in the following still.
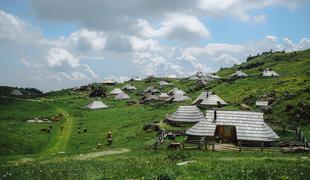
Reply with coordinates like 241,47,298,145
213,110,217,122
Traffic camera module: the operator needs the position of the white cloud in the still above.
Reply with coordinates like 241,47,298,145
198,0,303,22
46,48,80,68
68,29,106,51
0,10,41,41
138,13,210,41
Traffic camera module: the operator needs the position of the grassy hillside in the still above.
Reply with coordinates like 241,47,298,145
0,49,310,179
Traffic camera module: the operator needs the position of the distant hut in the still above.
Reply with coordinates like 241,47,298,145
143,86,160,94
230,71,248,78
109,88,123,95
115,92,130,100
192,92,227,107
166,93,191,102
186,110,279,145
262,69,279,77
166,106,205,126
10,89,23,96
158,93,170,101
255,101,270,110
168,88,185,96
102,80,116,86
192,91,213,105
89,88,107,97
159,81,171,86
133,76,143,81
141,93,159,101
145,75,156,83
86,101,108,109
122,84,137,91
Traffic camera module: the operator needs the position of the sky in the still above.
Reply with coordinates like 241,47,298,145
0,0,309,91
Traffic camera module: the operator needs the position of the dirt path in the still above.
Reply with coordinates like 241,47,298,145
1,96,74,154
74,149,130,160
39,102,74,154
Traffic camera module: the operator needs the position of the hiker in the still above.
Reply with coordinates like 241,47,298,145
107,131,113,145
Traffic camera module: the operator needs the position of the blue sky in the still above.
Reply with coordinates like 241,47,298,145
0,0,309,91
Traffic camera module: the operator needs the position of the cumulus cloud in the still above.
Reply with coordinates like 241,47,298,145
0,10,41,41
68,29,106,51
46,48,80,68
138,13,210,41
198,0,303,22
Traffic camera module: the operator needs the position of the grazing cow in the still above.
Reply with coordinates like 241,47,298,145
49,125,53,129
83,128,87,133
167,142,181,150
40,128,47,133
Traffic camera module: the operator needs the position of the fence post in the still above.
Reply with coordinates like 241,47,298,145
238,141,242,152
212,143,215,151
261,142,264,152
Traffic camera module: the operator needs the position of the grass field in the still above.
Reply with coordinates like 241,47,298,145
1,49,310,179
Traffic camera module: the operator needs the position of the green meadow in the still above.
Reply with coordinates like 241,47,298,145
0,49,310,179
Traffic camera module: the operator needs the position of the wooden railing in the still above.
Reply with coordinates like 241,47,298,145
296,126,310,148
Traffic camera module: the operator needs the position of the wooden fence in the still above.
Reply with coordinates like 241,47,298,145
296,126,310,148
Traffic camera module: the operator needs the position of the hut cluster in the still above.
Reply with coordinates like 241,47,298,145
164,90,279,145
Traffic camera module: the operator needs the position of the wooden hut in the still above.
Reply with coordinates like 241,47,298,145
262,69,279,77
186,110,279,145
166,106,205,126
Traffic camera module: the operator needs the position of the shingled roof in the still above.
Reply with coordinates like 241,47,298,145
192,92,227,106
86,101,108,109
115,92,130,100
166,106,205,123
109,88,123,95
230,71,248,77
262,69,279,77
186,110,279,142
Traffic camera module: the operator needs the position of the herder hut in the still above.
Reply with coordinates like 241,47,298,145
109,88,123,95
10,89,23,96
230,71,248,78
166,93,191,102
141,93,159,102
86,101,108,109
158,93,170,101
134,76,143,81
122,84,137,91
192,92,227,107
159,81,171,86
255,101,269,110
262,69,279,77
168,88,185,96
143,86,160,94
186,110,279,145
115,92,130,100
102,80,116,86
166,106,205,126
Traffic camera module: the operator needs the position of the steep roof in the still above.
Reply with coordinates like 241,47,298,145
192,91,213,105
86,101,108,109
115,92,130,100
186,110,279,142
122,84,137,90
230,71,248,77
144,86,160,93
142,93,159,101
200,94,227,106
166,106,205,123
10,89,23,96
159,93,170,98
109,88,123,95
166,93,191,102
168,88,185,95
159,81,171,86
262,69,279,77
